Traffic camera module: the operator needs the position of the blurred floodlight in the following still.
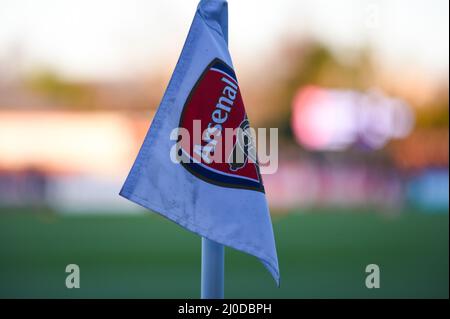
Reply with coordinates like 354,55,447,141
291,86,414,151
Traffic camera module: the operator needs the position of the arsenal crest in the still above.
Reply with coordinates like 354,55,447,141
176,58,264,192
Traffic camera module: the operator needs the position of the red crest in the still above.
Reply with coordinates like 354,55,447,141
177,58,264,192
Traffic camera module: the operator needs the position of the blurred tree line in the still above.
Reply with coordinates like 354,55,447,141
25,70,95,109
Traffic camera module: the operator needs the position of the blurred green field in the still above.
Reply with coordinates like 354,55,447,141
0,208,448,298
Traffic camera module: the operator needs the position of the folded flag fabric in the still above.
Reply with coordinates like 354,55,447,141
120,0,279,285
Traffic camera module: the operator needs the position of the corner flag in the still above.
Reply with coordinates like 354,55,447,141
120,0,280,287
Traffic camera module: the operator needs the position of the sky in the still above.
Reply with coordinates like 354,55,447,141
0,0,448,80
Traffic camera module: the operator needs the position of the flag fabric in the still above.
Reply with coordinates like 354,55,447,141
120,0,279,285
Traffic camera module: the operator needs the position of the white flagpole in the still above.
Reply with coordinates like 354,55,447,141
201,238,224,298
200,0,227,300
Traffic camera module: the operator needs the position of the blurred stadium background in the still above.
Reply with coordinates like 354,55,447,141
0,0,448,298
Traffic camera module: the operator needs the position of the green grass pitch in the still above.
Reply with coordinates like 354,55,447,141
0,208,448,298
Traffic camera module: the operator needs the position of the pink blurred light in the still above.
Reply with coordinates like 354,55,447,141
291,86,331,150
291,86,414,151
